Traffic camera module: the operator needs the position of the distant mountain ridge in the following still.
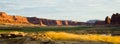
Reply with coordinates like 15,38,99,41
0,12,86,26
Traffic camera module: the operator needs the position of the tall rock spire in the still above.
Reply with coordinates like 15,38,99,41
105,16,111,24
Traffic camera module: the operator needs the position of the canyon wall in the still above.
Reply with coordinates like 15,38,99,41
0,12,85,26
0,12,30,25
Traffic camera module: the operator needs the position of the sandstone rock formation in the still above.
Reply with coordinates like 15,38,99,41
27,17,87,26
111,13,120,25
56,20,62,26
27,17,41,24
27,17,58,26
0,12,30,25
65,21,69,25
105,16,111,24
93,13,120,26
0,12,14,23
13,16,29,24
0,12,86,26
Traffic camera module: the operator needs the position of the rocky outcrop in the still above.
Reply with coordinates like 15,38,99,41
0,12,14,23
93,13,120,26
13,16,29,24
56,20,62,26
103,13,120,26
105,16,111,24
0,12,30,25
27,17,41,24
111,13,120,25
27,17,57,26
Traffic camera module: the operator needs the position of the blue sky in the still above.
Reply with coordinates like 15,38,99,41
0,0,120,22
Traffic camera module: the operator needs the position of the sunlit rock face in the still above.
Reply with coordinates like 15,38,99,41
0,12,14,23
0,12,8,18
105,16,111,24
0,12,30,25
56,20,62,26
0,12,87,26
13,16,29,24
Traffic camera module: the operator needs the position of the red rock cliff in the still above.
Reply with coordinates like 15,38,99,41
0,12,85,26
0,12,30,25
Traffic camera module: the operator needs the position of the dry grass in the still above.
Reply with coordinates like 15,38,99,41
44,31,120,44
1,31,120,44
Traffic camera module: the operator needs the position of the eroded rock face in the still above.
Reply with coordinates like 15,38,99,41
61,21,69,25
111,13,120,25
46,20,57,26
0,12,30,25
27,17,86,26
95,13,120,26
27,17,40,24
0,12,86,26
104,13,120,26
0,12,8,18
27,17,57,26
105,16,111,24
13,16,29,24
0,12,14,23
56,20,62,26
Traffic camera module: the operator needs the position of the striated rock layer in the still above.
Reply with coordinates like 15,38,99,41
0,12,85,26
0,12,30,25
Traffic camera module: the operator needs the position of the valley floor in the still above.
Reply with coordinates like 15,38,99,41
0,26,120,44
